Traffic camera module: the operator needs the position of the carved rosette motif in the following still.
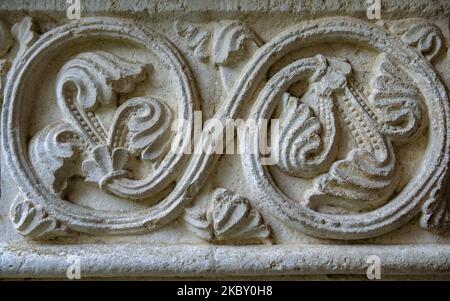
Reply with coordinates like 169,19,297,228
1,16,449,242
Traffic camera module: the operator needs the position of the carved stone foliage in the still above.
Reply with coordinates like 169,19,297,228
380,18,444,62
233,18,449,239
30,50,176,198
184,188,272,244
9,194,67,240
3,18,199,237
1,15,449,243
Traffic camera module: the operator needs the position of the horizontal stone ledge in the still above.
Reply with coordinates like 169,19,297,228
1,243,449,278
0,0,448,16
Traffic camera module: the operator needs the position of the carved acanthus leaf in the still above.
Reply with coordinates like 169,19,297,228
174,21,210,62
214,21,262,66
184,189,272,244
30,50,175,198
9,194,67,240
421,167,450,232
109,97,173,162
11,17,39,54
369,53,424,140
383,19,444,61
29,122,81,195
57,51,152,111
305,147,399,211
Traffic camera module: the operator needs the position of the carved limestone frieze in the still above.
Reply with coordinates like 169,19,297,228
0,0,449,278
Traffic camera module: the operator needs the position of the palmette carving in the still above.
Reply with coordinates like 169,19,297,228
369,53,424,140
273,55,405,211
302,53,424,211
184,189,272,244
277,93,336,178
82,145,130,190
276,55,339,178
237,17,449,239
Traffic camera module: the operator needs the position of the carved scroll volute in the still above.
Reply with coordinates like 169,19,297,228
4,18,202,238
381,18,445,62
233,18,450,239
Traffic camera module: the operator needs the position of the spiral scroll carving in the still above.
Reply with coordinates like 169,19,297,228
2,17,449,241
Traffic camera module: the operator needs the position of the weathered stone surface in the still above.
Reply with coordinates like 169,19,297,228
0,0,449,279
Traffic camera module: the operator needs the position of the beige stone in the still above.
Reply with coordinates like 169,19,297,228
0,0,449,279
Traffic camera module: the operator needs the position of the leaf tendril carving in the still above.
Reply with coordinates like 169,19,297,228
383,19,444,62
271,53,423,212
29,50,174,199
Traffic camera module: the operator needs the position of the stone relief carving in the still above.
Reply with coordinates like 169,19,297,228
235,18,448,239
1,15,449,245
184,188,272,244
174,21,210,62
29,50,177,197
213,21,263,66
379,18,444,61
9,194,67,239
